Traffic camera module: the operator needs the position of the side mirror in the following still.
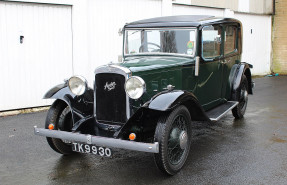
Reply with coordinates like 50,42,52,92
118,28,123,36
195,56,200,76
118,55,123,63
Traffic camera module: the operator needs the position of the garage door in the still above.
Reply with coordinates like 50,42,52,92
0,2,73,111
234,13,271,75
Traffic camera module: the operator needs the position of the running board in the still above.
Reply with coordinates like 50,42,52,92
206,101,239,122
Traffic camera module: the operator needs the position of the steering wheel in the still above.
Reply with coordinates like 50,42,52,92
139,42,161,52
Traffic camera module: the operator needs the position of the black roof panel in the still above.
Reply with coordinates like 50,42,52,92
128,15,214,25
124,15,241,28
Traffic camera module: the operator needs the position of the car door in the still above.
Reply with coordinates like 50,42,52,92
195,24,224,111
221,24,241,100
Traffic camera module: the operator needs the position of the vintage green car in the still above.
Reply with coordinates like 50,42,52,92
34,15,253,175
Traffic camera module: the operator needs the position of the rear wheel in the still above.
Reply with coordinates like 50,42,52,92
45,101,74,155
232,75,249,119
154,105,192,175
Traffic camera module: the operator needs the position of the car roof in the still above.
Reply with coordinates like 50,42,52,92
124,15,241,28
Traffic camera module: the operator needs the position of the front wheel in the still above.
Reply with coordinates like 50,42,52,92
154,105,192,175
232,75,249,119
45,101,74,155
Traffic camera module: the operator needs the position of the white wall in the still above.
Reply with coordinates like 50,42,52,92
172,3,224,16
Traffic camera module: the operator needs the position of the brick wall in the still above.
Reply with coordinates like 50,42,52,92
273,0,287,74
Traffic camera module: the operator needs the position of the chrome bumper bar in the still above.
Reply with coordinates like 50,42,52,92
34,126,159,153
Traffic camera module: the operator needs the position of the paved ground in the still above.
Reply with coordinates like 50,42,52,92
1,76,287,185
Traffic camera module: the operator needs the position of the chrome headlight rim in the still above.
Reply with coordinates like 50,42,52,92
124,76,146,100
68,75,88,96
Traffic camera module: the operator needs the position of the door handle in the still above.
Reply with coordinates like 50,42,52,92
220,60,230,64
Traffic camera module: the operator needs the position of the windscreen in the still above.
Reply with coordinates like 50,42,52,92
124,28,196,57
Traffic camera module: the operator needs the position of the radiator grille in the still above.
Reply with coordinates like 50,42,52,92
95,73,127,124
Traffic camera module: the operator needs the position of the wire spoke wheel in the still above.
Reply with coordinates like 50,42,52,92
239,83,248,111
232,75,249,119
167,115,187,165
154,105,192,175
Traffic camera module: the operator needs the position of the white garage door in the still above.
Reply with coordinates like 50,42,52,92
0,2,73,111
235,13,271,75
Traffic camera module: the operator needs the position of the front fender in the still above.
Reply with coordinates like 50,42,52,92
44,83,94,127
44,83,70,99
44,84,77,109
145,90,209,121
146,91,184,111
115,90,209,140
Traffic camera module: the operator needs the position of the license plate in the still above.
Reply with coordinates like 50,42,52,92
72,143,112,157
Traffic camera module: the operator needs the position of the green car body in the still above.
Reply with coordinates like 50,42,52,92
120,15,251,112
36,15,253,175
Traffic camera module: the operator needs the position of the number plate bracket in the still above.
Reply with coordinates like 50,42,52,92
86,135,92,144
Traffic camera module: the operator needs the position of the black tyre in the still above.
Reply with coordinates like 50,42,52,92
154,105,192,175
45,101,74,155
232,75,249,119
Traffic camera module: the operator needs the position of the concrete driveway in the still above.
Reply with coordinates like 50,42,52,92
0,76,287,185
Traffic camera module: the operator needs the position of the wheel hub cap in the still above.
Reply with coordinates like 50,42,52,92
244,90,248,101
179,131,188,149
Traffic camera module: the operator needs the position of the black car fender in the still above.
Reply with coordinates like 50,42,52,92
115,90,209,140
145,90,209,121
232,63,253,95
44,83,94,127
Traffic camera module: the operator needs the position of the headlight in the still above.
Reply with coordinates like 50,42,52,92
125,76,146,99
68,76,87,96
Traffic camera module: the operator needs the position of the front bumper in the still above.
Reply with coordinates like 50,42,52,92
34,126,159,153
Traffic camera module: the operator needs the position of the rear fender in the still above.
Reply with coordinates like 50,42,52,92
232,63,253,95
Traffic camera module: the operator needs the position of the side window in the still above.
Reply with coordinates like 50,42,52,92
202,25,222,59
224,25,237,54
